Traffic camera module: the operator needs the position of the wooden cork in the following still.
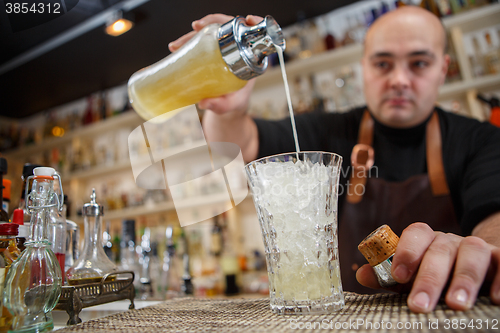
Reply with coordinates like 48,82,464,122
358,224,399,266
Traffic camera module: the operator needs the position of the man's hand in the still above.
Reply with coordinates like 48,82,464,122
356,222,500,313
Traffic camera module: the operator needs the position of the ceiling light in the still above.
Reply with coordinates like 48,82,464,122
105,11,134,37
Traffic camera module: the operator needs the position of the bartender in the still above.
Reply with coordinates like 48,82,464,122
169,7,500,313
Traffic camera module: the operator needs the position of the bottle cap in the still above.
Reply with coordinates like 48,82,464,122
358,224,399,267
218,15,285,80
33,167,56,177
0,222,19,236
18,225,29,238
12,209,24,225
82,189,104,216
2,179,11,200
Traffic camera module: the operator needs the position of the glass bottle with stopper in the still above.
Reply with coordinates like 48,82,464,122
127,15,285,120
358,224,400,288
66,189,118,285
3,167,63,333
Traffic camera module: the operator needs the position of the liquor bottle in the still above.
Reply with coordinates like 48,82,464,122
0,256,5,319
0,158,8,223
449,0,465,13
112,230,121,264
181,253,194,295
161,226,181,299
470,36,486,77
13,164,41,224
48,196,67,284
82,96,93,125
484,31,500,74
149,242,162,299
1,179,10,216
103,220,113,260
4,167,63,332
210,215,223,257
446,44,461,82
0,223,20,332
65,218,79,273
365,8,379,27
138,227,153,299
12,209,28,252
119,219,139,288
435,0,453,17
420,0,442,17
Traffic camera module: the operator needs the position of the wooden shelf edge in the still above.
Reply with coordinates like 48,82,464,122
2,111,143,160
439,74,500,100
62,139,207,181
442,3,500,33
70,190,251,223
254,44,363,90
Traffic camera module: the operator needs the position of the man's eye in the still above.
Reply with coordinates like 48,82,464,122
412,60,428,69
374,62,390,70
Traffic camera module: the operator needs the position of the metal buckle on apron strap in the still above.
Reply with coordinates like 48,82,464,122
347,110,374,204
348,143,375,204
351,143,374,171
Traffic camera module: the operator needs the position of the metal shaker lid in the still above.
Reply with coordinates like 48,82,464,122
218,15,285,81
82,188,104,216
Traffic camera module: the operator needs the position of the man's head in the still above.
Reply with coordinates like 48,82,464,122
362,6,449,128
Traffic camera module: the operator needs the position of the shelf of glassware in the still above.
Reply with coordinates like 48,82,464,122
69,189,250,224
253,3,500,118
61,139,207,182
1,111,143,161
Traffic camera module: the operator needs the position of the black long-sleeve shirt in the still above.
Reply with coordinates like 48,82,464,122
254,106,500,235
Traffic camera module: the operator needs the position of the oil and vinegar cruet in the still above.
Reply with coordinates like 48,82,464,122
127,15,285,120
66,189,117,285
3,167,63,333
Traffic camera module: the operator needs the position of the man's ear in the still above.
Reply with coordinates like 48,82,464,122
440,54,451,85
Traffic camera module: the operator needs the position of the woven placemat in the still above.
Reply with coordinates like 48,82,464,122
55,293,499,332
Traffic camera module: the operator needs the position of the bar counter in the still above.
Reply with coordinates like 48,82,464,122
54,292,499,332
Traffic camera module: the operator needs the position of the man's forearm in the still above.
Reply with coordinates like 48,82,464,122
202,110,259,162
472,211,500,247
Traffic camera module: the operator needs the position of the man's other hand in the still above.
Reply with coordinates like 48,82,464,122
356,222,500,313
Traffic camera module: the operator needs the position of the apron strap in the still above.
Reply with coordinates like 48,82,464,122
426,112,450,196
347,110,374,204
347,109,449,204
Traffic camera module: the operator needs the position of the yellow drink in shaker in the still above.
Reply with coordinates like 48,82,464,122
128,16,285,121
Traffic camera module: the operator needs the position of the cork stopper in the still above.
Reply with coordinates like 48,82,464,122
358,224,399,266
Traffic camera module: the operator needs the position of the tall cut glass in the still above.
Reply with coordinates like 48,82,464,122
245,152,344,315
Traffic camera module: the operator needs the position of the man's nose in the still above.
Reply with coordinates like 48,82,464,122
389,65,411,89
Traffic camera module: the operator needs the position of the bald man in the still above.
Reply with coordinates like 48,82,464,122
170,7,500,313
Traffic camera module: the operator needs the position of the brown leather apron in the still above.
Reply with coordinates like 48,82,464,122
338,110,460,294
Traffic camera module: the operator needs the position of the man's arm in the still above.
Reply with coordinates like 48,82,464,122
201,83,259,163
472,211,500,247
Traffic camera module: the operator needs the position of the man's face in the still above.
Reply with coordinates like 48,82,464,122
362,10,449,128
